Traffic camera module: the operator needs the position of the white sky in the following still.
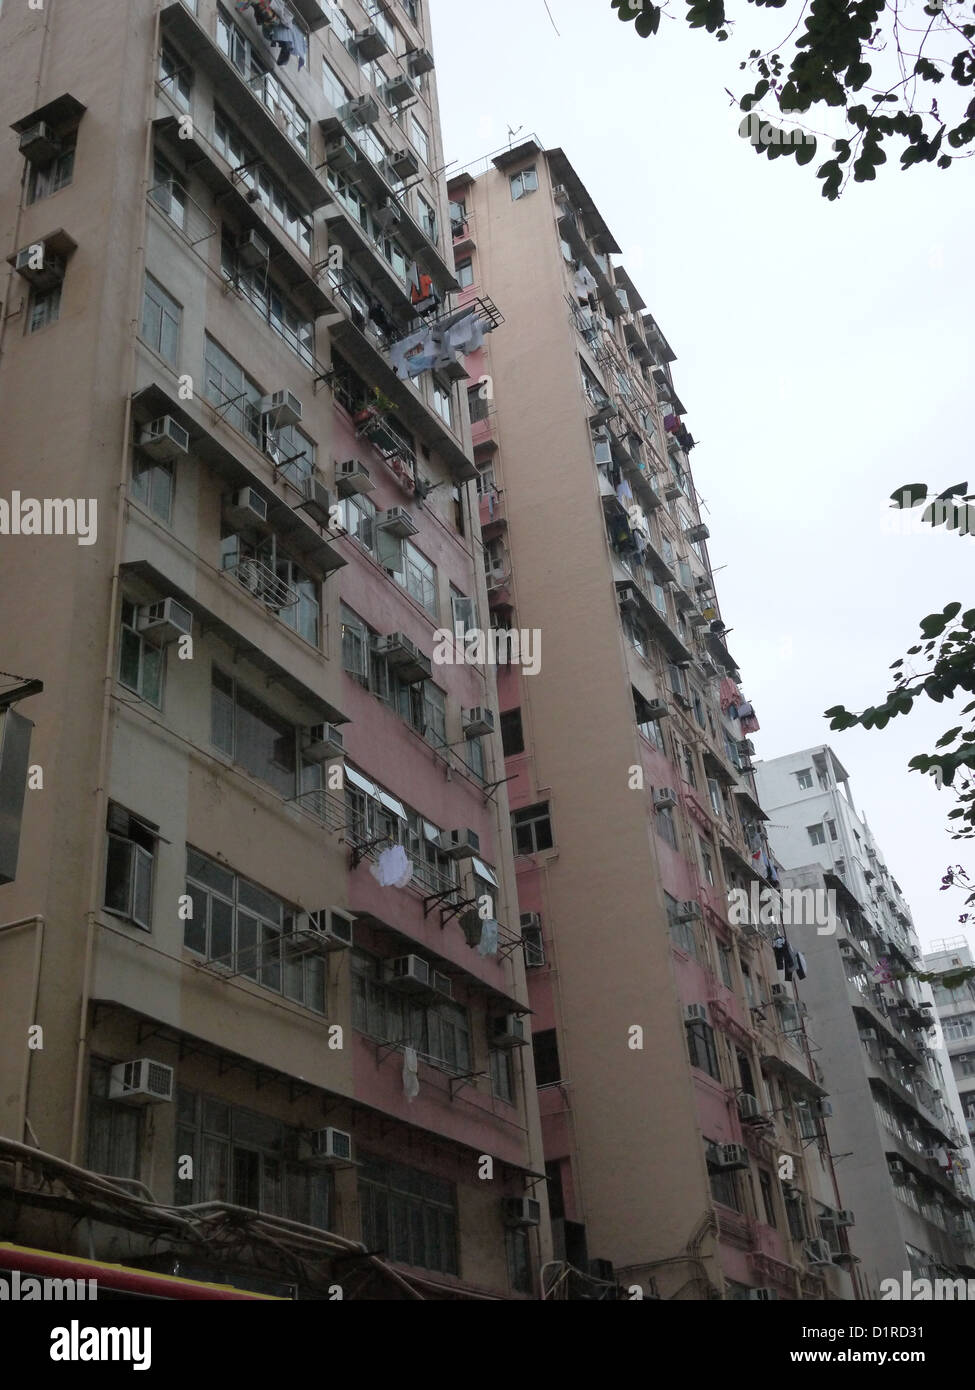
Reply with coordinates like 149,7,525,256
429,0,975,952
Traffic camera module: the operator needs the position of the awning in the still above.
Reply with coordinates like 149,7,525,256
377,789,407,820
345,767,377,798
471,857,498,887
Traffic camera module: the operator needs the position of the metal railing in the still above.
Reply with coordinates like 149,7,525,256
223,556,300,613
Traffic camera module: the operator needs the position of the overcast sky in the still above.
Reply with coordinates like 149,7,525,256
430,0,974,953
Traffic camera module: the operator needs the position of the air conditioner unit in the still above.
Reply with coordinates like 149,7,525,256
552,183,568,200
686,523,710,544
384,954,432,992
435,828,480,860
463,707,495,737
225,487,269,531
237,229,270,267
804,1239,834,1267
109,1059,174,1104
884,1047,899,1061
336,458,374,496
859,1028,878,1042
717,1143,749,1171
342,92,381,125
491,1014,528,1049
663,482,682,501
589,402,618,426
18,121,61,163
675,901,702,923
503,1196,540,1228
374,633,431,684
377,506,419,539
374,198,402,231
353,27,388,62
643,699,668,720
138,415,189,461
13,243,64,286
654,787,678,809
261,390,302,427
325,134,359,173
301,723,344,764
889,1157,906,1176
685,1003,709,1024
748,1287,778,1301
770,984,790,1002
300,1127,353,1164
431,970,453,999
137,598,193,645
390,147,420,179
382,73,417,106
738,1093,763,1123
816,1099,834,1119
292,909,353,953
835,1209,855,1228
406,47,435,76
617,584,640,613
520,914,544,967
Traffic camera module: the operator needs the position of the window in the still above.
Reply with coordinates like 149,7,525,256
825,817,838,841
176,1088,330,1227
216,6,310,152
417,193,437,243
719,944,734,990
210,667,321,800
506,1227,531,1294
500,709,524,757
699,839,715,887
533,1028,561,1086
104,805,156,931
463,735,485,782
490,1046,514,1103
220,529,320,644
796,769,813,790
399,540,438,615
140,274,181,365
807,823,826,846
118,598,164,706
686,1019,720,1079
221,230,314,366
510,166,539,200
213,109,312,254
410,115,429,162
26,137,75,204
204,335,263,444
159,45,192,109
148,154,187,231
27,284,61,333
359,1154,458,1274
759,1170,777,1227
322,62,351,111
513,803,554,856
456,257,474,289
131,450,174,523
185,849,325,1010
87,1060,142,1180
656,805,678,850
468,385,489,423
341,605,370,683
432,381,453,426
667,895,698,960
709,1166,741,1212
944,1013,975,1042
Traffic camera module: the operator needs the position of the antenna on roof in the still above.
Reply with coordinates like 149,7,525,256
506,125,524,146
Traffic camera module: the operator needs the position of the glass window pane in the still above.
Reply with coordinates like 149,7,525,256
210,896,234,964
119,626,142,692
104,836,133,914
184,884,208,954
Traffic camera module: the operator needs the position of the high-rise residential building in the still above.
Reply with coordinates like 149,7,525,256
446,142,853,1302
756,748,975,1294
0,0,550,1300
923,936,975,1175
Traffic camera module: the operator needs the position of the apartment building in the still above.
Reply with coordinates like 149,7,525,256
0,0,550,1300
923,937,975,1171
446,143,853,1301
756,748,975,1294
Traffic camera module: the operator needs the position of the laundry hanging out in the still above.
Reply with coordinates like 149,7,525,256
237,1,308,69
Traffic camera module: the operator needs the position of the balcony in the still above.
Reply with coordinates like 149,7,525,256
160,3,328,212
222,555,299,615
479,489,506,537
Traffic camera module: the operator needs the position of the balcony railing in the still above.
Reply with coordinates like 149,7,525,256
223,556,300,613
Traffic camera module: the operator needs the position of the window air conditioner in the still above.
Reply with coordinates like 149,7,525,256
654,787,678,809
738,1093,763,1123
301,723,344,764
716,1144,749,1171
390,148,420,179
805,1239,834,1265
225,487,269,530
14,245,66,289
435,828,480,860
430,970,453,999
300,1127,353,1164
406,47,435,76
238,229,271,267
326,134,359,173
675,901,702,923
770,984,790,1001
374,199,402,231
19,121,61,164
889,1157,906,1175
503,1196,540,1228
261,390,303,427
491,1014,528,1049
377,506,419,539
336,458,374,496
382,73,417,107
643,699,668,720
374,634,431,683
138,416,189,461
686,523,710,544
342,92,381,125
463,707,495,737
859,1028,878,1042
297,477,334,528
137,598,193,645
109,1059,174,1104
552,183,568,200
292,909,353,953
384,955,432,992
816,1099,834,1119
836,1209,855,1227
684,1003,708,1024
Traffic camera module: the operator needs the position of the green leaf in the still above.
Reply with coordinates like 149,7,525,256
920,613,948,639
937,727,964,747
795,136,818,166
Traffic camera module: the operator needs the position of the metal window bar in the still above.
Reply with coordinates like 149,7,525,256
223,556,300,612
146,181,218,248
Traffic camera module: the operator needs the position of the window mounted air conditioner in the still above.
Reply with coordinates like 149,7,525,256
261,390,302,427
382,73,417,107
552,183,568,200
859,1028,878,1042
617,584,640,613
674,901,701,923
686,523,710,544
503,1196,540,1228
342,93,380,125
137,416,188,462
816,1099,834,1119
835,1209,855,1227
589,402,618,426
14,244,66,289
770,984,790,1002
297,477,334,528
18,121,61,164
292,909,353,953
137,598,193,645
748,1287,778,1301
352,27,389,62
406,47,435,77
377,506,419,539
663,481,682,501
390,147,420,179
654,787,678,809
336,458,374,496
237,229,270,267
300,1127,353,1164
643,699,668,720
384,954,432,992
225,487,269,531
430,970,453,999
889,1157,906,1176
301,723,344,764
109,1059,174,1104
435,828,480,860
593,438,613,467
738,1093,763,1123
805,1239,834,1265
715,1144,749,1171
685,1003,708,1024
491,1014,527,1049
374,634,431,684
326,134,359,173
374,199,402,231
520,914,544,967
463,707,495,737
